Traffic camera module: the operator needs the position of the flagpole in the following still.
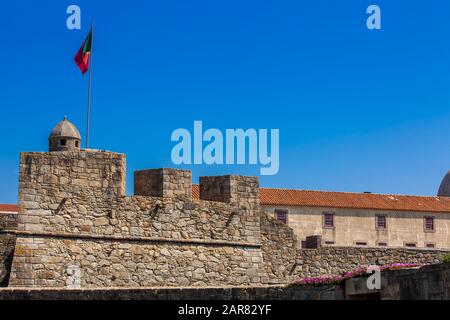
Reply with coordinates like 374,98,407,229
86,22,93,149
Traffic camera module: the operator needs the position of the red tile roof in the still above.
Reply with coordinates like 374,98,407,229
193,185,200,200
0,204,18,213
192,185,450,213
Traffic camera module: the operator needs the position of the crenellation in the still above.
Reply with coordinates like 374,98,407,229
4,136,449,288
134,168,192,199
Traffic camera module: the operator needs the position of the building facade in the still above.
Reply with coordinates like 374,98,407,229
261,188,450,249
194,179,450,249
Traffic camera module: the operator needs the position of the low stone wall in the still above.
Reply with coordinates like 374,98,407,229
0,284,344,300
260,211,448,283
380,262,450,299
293,246,448,278
345,262,450,300
3,263,450,300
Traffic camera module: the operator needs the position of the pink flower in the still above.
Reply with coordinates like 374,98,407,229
291,262,428,286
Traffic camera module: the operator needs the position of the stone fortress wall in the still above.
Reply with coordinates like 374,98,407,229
0,149,448,288
0,215,16,287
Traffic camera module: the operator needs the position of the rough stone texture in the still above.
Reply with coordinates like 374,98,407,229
3,263,450,300
293,246,448,279
0,213,17,286
380,262,450,299
0,214,18,231
345,262,450,300
5,149,449,289
17,150,126,235
9,150,264,287
260,212,298,284
200,175,261,244
134,168,192,199
259,210,446,283
0,234,16,287
0,284,344,300
9,236,264,287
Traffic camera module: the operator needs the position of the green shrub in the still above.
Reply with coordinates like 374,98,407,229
443,254,450,263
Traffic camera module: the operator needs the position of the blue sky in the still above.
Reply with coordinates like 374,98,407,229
0,1,450,203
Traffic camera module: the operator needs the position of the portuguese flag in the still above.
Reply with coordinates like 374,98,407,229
74,28,92,74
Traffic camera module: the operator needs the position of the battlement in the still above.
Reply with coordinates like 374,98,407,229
134,168,192,199
9,149,266,287
16,150,261,242
7,149,447,289
199,175,259,205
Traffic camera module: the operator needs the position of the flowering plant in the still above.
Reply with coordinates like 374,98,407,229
290,263,425,286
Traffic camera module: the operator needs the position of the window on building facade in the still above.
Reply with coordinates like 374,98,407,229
323,212,334,228
426,243,435,248
424,216,435,232
275,210,288,225
60,139,67,146
324,241,335,245
405,243,416,248
376,215,387,229
355,242,367,246
378,242,387,247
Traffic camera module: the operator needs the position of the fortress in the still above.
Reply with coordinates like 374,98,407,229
0,118,449,289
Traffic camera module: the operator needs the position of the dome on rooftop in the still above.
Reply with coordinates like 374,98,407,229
48,116,82,152
438,171,450,197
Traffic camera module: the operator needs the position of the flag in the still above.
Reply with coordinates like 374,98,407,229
74,28,92,74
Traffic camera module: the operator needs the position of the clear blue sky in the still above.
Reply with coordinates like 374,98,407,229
1,1,450,204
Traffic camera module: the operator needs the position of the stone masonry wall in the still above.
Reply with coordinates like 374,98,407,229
134,168,192,198
16,152,259,243
7,149,449,288
9,150,264,287
0,284,344,300
292,246,447,279
259,209,448,283
17,150,126,234
200,175,260,244
9,236,264,288
0,213,17,286
260,212,298,284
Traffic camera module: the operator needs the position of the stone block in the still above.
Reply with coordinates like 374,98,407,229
134,168,192,199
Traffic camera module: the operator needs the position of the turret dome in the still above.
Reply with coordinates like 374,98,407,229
48,116,82,151
438,171,450,197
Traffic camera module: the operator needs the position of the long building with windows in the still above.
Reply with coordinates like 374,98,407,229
193,172,450,249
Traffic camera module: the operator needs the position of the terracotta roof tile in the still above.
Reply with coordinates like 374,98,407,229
192,185,450,213
192,184,200,201
0,204,18,213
